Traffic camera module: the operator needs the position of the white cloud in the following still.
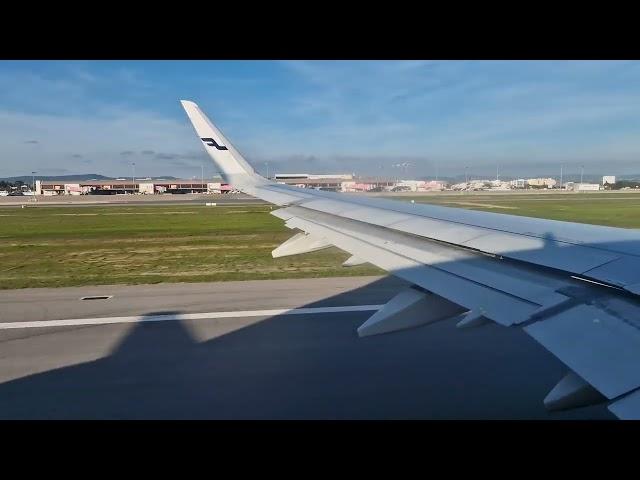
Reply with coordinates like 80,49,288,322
3,61,640,178
269,61,640,174
0,107,200,177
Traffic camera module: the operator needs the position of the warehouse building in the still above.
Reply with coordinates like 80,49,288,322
35,179,233,195
526,178,557,188
570,183,601,192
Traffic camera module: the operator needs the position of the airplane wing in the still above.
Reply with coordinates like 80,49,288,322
181,99,640,419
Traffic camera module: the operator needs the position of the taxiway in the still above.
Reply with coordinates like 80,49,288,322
0,276,615,419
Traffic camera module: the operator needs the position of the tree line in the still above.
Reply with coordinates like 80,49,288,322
605,180,640,190
0,180,25,190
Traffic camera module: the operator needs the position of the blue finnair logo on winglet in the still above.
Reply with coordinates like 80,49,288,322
201,137,228,150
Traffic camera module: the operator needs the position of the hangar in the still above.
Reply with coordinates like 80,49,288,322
35,179,233,195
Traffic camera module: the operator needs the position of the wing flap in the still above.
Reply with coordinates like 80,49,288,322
525,303,640,400
609,389,640,419
583,256,640,289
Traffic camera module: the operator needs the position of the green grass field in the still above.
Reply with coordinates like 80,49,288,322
393,192,640,228
2,192,640,289
0,205,381,289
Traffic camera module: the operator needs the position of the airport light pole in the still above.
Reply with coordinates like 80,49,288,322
560,164,563,190
201,164,204,193
131,162,136,193
31,171,37,193
580,165,584,185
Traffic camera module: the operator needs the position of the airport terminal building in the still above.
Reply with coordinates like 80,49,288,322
33,174,448,196
35,179,233,195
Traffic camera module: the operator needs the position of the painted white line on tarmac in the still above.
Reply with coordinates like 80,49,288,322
0,304,383,330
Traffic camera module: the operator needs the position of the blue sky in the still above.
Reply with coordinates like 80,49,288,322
1,60,640,179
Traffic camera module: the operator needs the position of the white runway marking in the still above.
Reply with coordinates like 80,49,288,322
0,305,383,330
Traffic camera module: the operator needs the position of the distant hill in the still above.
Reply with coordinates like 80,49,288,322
0,174,185,183
0,174,113,183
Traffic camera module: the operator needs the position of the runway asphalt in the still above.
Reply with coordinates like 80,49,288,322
0,276,616,419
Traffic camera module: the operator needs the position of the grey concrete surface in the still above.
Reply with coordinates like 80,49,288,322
0,276,616,419
0,276,393,324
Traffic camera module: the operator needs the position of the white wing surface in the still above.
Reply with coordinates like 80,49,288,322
181,99,640,419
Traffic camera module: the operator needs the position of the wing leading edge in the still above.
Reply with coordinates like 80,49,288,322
181,99,640,419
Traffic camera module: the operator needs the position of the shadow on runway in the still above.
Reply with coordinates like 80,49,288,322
0,276,616,419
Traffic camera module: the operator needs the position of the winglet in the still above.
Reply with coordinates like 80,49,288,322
180,100,257,182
